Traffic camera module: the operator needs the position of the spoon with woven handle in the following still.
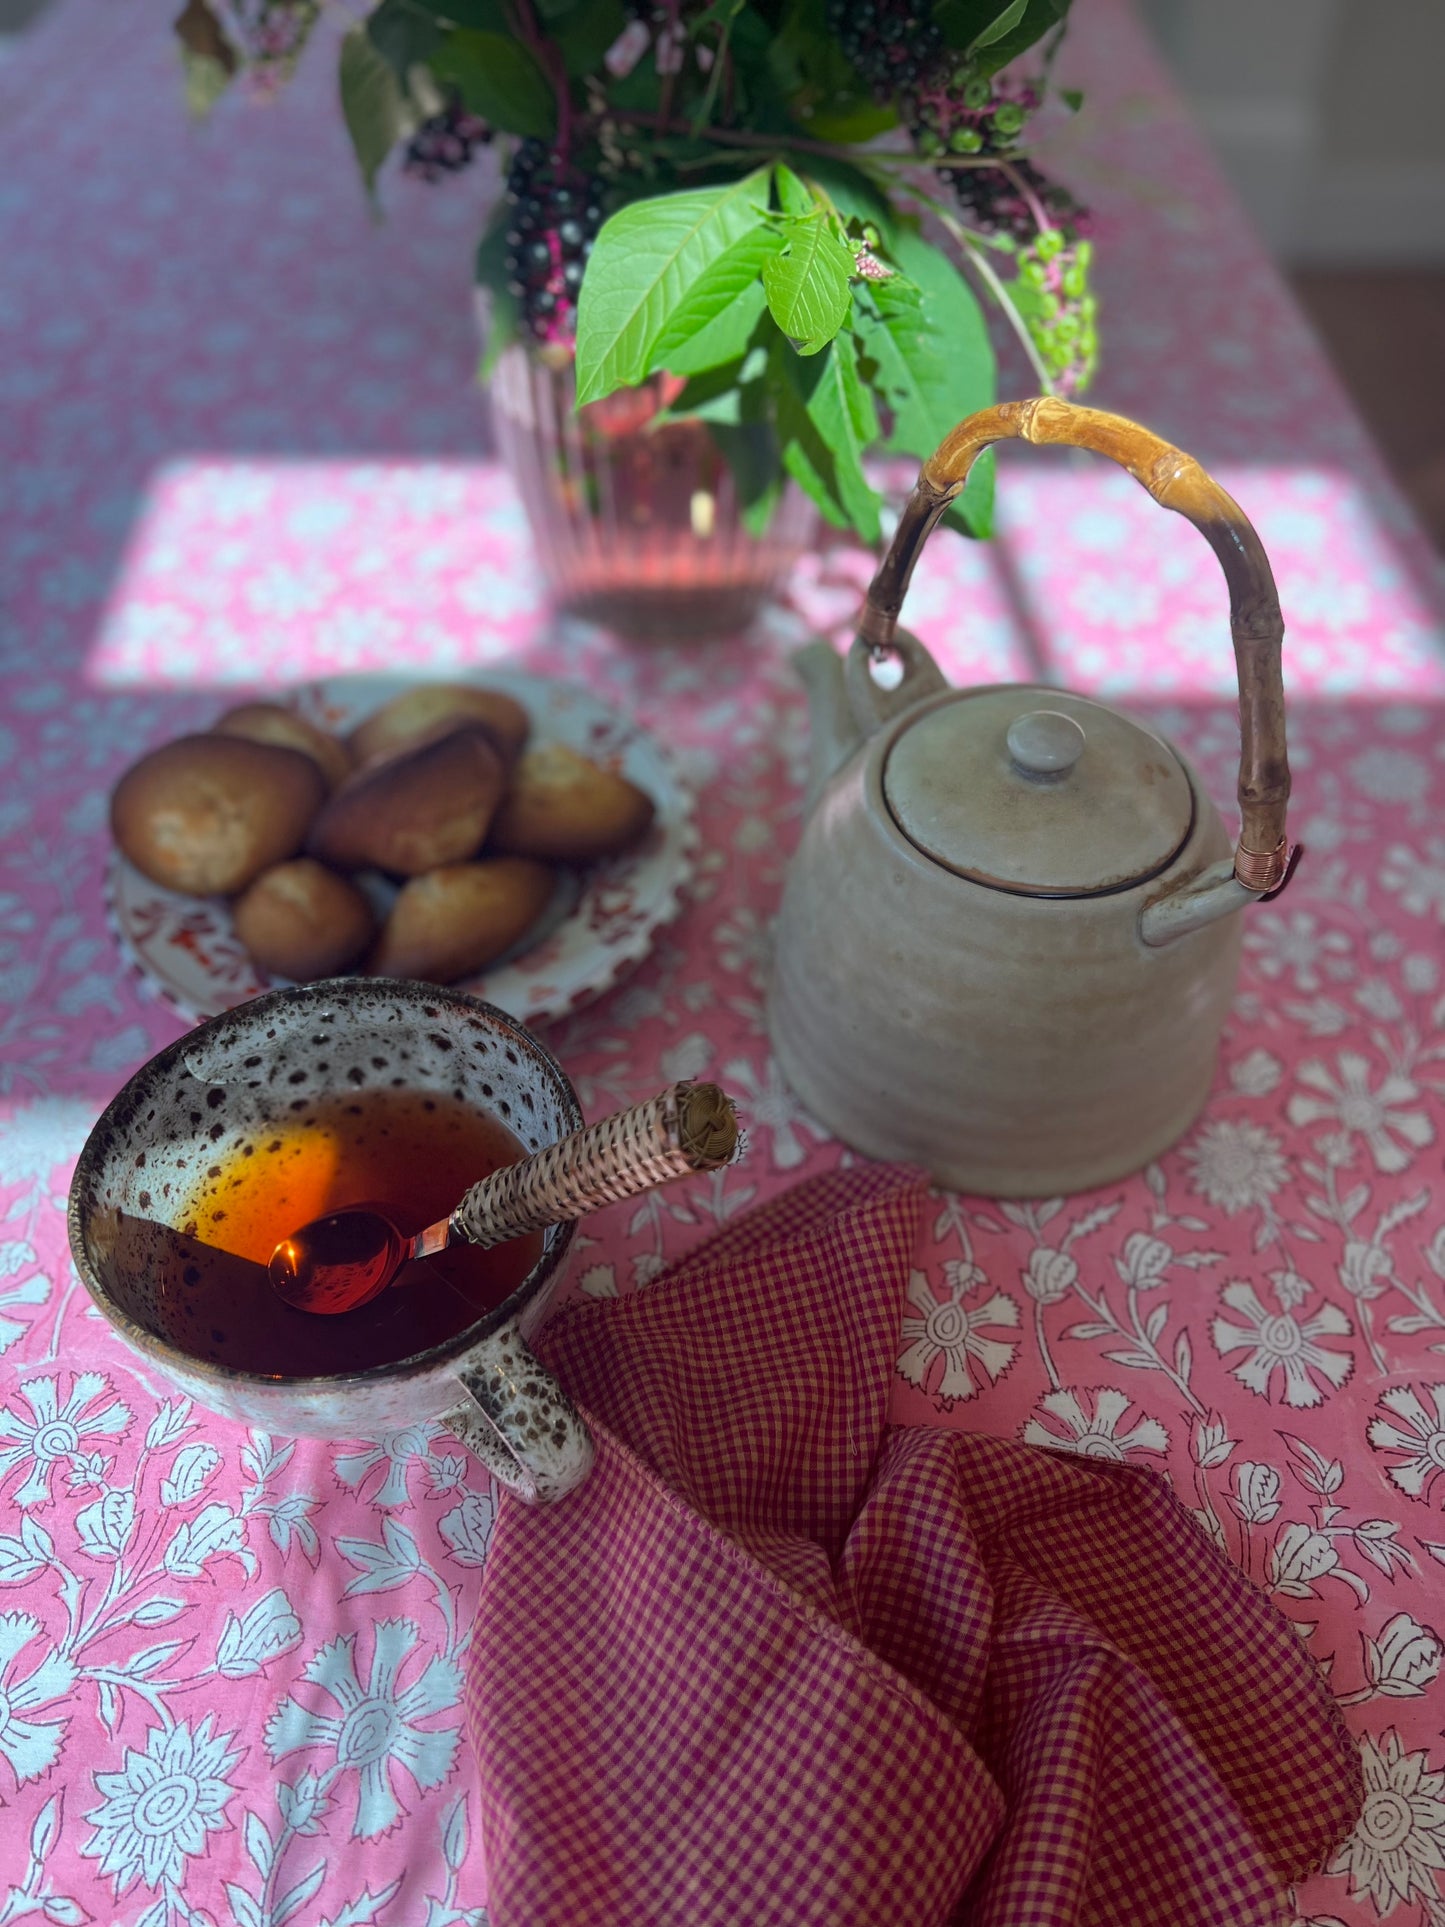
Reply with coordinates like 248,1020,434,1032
268,1081,740,1315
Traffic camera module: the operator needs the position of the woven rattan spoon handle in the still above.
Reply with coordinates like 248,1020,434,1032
268,1084,741,1315
448,1081,740,1250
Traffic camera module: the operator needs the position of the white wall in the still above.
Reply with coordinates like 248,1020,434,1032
1137,0,1445,264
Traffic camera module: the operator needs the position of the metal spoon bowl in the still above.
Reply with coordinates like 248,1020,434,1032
269,1206,411,1315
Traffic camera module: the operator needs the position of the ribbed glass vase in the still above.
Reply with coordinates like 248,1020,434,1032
489,345,816,643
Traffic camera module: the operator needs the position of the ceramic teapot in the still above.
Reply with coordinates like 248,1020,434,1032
768,397,1292,1197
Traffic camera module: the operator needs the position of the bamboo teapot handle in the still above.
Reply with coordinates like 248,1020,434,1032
858,397,1290,895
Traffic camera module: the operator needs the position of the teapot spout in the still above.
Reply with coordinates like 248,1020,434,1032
794,641,863,813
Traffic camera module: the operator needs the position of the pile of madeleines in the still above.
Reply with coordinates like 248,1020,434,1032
108,684,656,987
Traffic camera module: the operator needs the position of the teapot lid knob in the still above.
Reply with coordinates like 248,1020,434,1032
1007,709,1086,778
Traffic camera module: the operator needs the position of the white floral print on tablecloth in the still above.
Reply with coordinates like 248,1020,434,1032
4,0,1445,1919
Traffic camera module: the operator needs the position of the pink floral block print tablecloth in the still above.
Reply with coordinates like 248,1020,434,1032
4,1,1445,1924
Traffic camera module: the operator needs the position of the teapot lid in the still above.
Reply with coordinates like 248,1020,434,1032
881,686,1193,897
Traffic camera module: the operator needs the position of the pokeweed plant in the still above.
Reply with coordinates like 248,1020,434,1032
174,0,1095,545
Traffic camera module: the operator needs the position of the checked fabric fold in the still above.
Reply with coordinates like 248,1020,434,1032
466,1164,1361,1926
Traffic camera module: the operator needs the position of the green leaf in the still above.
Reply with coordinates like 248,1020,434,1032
670,375,744,425
943,453,995,540
741,477,785,536
555,0,628,78
407,0,510,26
928,0,988,49
181,50,233,117
174,0,237,75
665,341,771,423
692,0,747,28
935,0,1068,66
978,0,1070,73
891,227,997,365
724,5,782,117
854,227,996,536
834,320,881,448
855,239,993,454
574,170,773,405
339,25,408,197
429,30,556,138
366,0,440,74
1060,87,1083,111
772,335,879,542
793,158,897,242
739,479,786,535
686,0,744,131
762,212,854,355
474,205,519,378
708,420,783,516
969,0,1029,51
868,271,922,316
805,100,900,142
657,279,769,379
605,55,663,114
773,409,846,530
774,163,815,217
649,225,781,376
769,0,897,141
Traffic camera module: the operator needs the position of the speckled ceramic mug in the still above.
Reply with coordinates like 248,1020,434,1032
67,980,594,1504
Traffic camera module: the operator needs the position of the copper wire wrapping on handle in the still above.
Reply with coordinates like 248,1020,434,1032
451,1082,740,1251
1234,839,1290,894
858,396,1292,895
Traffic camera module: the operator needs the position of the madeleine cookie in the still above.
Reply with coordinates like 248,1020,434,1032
233,859,377,982
368,859,556,984
488,744,654,863
308,724,506,877
348,684,530,768
213,702,352,792
111,734,326,897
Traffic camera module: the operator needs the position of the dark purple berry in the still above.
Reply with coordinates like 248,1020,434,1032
403,98,492,183
501,149,608,343
827,0,941,98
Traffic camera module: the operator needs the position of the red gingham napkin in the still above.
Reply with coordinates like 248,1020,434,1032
465,1165,1361,1925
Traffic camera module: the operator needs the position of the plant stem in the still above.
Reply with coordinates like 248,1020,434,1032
993,155,1055,234
865,146,1057,233
656,0,682,128
941,210,1055,392
689,8,736,137
867,159,1018,248
611,111,865,162
508,0,570,157
609,110,1050,184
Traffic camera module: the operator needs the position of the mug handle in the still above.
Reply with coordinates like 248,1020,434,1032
858,396,1290,895
440,1318,595,1505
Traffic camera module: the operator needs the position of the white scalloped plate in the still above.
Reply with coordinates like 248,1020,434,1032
106,670,697,1029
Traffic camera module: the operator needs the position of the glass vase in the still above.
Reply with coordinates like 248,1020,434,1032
488,345,816,643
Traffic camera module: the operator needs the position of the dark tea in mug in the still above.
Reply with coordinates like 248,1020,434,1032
112,1087,542,1378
